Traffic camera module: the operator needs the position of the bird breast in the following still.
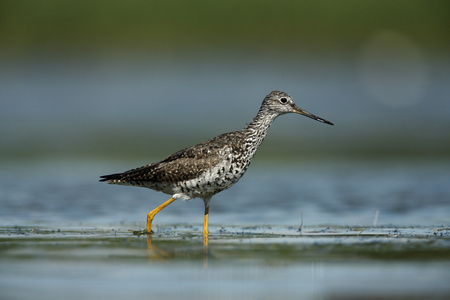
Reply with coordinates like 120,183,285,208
176,146,250,199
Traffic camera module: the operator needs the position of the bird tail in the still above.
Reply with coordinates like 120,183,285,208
99,173,123,182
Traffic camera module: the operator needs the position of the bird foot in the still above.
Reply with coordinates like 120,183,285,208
132,230,153,236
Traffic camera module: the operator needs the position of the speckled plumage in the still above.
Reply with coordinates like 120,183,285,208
100,90,333,236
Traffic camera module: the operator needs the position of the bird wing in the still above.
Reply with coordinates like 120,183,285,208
132,152,220,183
106,137,234,184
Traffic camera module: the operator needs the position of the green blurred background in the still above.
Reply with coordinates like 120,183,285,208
1,0,449,162
1,0,449,54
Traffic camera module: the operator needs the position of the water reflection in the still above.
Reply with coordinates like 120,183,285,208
1,225,448,299
144,234,210,267
146,236,171,261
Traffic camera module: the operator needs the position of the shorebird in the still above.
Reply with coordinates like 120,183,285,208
100,91,333,240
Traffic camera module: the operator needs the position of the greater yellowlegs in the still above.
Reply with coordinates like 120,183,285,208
100,91,333,239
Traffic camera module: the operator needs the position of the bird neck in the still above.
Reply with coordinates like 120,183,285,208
243,107,278,149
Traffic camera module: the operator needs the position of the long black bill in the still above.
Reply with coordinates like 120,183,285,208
294,106,334,126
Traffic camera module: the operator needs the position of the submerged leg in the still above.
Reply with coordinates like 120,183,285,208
146,197,177,233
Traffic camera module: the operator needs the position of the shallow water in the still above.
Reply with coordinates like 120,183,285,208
1,225,449,300
1,160,449,299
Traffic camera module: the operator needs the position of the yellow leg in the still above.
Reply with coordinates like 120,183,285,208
203,205,209,247
146,197,177,233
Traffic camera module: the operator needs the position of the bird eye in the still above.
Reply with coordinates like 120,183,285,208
280,97,288,104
